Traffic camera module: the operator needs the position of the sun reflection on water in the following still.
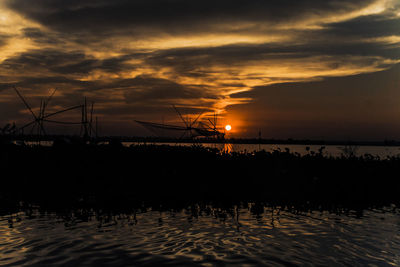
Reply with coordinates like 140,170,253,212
221,143,233,153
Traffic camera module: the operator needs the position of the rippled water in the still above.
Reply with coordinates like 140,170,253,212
1,206,400,266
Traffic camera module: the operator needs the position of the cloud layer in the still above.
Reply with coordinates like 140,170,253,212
0,0,399,137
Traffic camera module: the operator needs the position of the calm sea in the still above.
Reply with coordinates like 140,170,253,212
1,206,399,266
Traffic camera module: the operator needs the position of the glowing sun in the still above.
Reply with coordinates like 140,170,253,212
225,124,232,131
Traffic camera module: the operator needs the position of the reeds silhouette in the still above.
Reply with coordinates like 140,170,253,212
0,143,399,215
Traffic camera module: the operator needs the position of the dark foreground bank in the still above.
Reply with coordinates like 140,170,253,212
1,143,400,214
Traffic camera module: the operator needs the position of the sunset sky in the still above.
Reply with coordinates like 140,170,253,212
0,0,399,140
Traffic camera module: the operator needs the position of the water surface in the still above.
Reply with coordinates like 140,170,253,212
123,142,400,158
1,206,399,266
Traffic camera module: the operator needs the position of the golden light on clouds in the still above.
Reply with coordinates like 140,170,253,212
303,0,394,27
0,0,399,137
0,3,39,62
367,35,400,45
126,34,291,51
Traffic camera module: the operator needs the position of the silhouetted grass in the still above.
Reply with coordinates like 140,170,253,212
1,143,400,215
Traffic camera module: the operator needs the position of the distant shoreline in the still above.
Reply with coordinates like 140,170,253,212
4,134,400,146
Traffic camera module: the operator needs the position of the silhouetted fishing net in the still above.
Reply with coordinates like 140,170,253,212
135,120,201,138
135,120,221,138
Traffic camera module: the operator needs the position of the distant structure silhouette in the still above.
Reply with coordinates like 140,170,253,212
136,105,225,139
13,86,97,142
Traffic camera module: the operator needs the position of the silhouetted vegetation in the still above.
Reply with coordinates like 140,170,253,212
1,143,400,215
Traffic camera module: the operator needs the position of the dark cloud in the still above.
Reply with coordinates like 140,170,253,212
22,27,63,45
146,41,400,77
0,72,216,111
324,15,400,38
123,75,209,104
0,76,90,91
100,104,209,118
2,49,88,73
97,55,138,72
0,33,12,47
5,0,376,36
1,49,138,75
0,48,215,103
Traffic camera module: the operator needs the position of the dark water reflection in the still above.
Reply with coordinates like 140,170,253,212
1,206,400,266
